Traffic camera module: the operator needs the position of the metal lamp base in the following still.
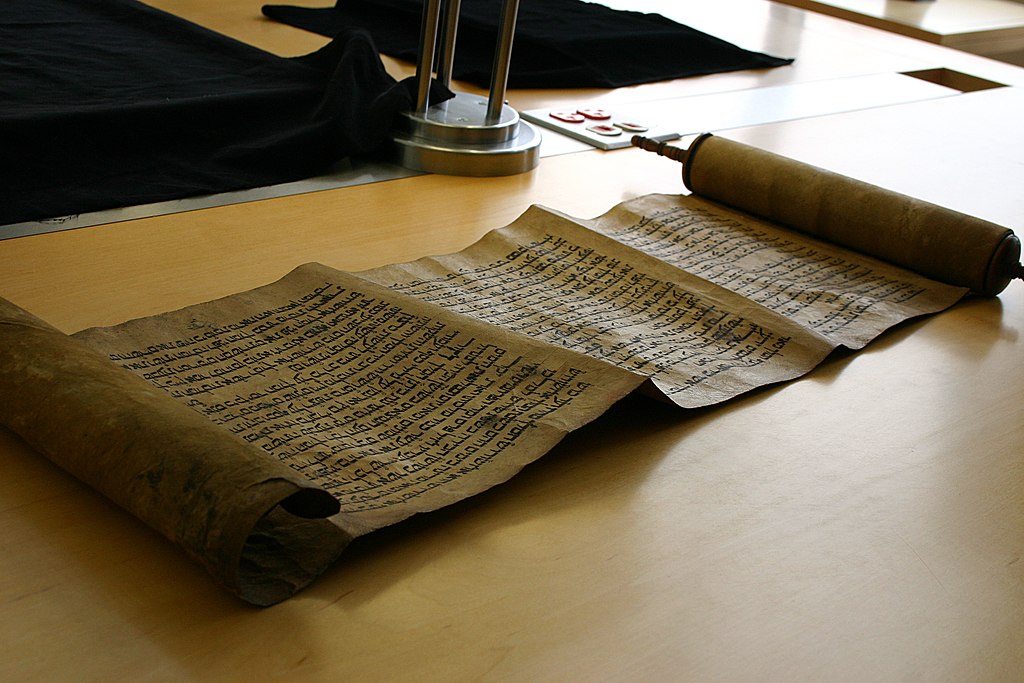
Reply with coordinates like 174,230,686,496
391,92,541,177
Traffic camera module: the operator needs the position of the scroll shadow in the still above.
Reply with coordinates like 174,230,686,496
873,295,1009,350
793,294,1010,390
304,392,732,607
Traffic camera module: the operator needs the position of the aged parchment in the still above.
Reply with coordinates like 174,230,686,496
0,193,973,604
585,194,968,349
63,265,639,602
77,265,642,529
364,195,963,407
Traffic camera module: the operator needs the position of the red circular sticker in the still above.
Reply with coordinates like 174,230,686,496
549,110,585,124
577,108,611,120
614,121,648,133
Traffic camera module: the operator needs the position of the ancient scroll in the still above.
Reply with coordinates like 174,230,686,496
1,137,1016,603
0,267,643,605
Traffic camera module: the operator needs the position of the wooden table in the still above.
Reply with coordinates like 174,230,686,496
2,2,1023,680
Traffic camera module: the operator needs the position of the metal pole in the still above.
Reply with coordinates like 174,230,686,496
485,0,520,124
415,0,443,114
437,0,462,89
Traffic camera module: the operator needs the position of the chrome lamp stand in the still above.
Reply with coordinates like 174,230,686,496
390,0,541,176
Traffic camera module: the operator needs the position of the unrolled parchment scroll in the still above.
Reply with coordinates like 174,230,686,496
636,133,1023,296
2,139,1019,603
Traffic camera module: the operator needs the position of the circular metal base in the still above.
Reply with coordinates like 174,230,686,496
390,92,542,177
399,92,521,144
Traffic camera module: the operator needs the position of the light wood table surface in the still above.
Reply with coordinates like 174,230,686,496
2,2,1023,680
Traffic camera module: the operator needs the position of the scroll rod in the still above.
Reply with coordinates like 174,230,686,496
630,135,691,164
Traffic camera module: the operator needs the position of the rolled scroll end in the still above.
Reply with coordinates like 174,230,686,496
236,507,352,607
983,233,1024,297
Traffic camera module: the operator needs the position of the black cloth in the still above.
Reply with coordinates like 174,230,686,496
2,0,441,225
262,0,794,89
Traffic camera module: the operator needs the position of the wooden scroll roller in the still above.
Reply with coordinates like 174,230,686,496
0,300,351,606
633,133,1023,297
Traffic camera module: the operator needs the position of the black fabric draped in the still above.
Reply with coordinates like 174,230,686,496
2,0,439,225
262,0,794,89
